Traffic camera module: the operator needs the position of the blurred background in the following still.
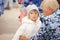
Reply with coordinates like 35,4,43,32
0,0,21,40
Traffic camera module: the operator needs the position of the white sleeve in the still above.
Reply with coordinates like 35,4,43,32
12,24,26,40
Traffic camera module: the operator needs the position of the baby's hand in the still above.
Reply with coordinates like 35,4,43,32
19,35,29,40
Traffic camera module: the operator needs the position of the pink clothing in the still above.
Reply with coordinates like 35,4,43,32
18,10,27,25
20,11,27,22
18,0,25,3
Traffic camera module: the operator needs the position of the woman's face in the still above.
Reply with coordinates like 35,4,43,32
28,10,39,22
43,7,53,16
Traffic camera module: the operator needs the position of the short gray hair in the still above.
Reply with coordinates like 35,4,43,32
40,0,59,12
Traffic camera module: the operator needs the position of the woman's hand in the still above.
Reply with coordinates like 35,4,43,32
19,35,29,40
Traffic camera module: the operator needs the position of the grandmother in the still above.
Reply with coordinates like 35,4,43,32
30,0,60,40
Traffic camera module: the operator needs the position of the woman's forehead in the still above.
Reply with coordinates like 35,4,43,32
43,6,52,10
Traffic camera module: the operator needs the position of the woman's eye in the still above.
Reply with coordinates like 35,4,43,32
48,8,51,10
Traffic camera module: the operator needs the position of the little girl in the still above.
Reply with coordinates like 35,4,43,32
18,3,27,25
12,4,42,40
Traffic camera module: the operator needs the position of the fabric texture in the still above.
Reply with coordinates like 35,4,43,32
30,9,60,40
12,16,42,40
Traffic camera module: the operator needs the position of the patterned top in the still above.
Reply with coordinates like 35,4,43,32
30,9,60,40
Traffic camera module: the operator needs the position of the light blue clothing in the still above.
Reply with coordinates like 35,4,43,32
30,9,60,40
0,0,5,16
24,0,30,3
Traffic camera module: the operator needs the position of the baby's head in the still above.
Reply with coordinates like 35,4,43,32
26,4,40,22
40,0,59,16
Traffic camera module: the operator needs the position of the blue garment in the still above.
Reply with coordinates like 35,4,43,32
24,0,43,13
30,0,43,13
25,0,30,3
0,0,5,16
30,0,42,6
30,9,60,40
24,0,30,7
13,0,16,3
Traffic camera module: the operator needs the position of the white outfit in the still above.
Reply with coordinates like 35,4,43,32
4,0,13,8
9,0,13,8
12,16,42,40
4,0,9,8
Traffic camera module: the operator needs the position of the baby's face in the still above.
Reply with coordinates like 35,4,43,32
43,7,53,16
28,10,39,22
